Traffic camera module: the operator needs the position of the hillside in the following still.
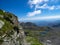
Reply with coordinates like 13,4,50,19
0,9,26,45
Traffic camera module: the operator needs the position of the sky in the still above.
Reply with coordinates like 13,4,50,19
0,0,60,22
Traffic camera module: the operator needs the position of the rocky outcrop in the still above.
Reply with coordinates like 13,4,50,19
0,9,27,45
0,20,4,29
1,29,24,45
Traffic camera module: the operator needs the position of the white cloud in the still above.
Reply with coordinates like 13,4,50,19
27,0,60,17
28,0,43,5
20,15,60,21
44,0,49,2
27,10,41,17
35,4,60,10
27,0,49,17
28,0,43,8
35,3,56,10
28,0,49,8
35,3,48,9
49,6,55,10
28,0,60,10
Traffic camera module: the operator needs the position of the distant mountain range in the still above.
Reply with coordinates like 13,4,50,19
20,20,60,30
30,20,60,27
20,22,40,30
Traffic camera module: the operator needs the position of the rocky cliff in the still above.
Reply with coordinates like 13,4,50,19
0,9,26,45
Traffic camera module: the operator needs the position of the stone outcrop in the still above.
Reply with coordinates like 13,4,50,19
0,20,4,29
0,9,28,45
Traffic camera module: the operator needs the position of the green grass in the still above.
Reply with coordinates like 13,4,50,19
0,10,14,36
0,16,13,36
24,29,43,45
0,9,18,44
26,36,43,45
0,10,5,15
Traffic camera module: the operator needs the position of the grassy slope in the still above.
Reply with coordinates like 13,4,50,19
0,10,13,35
0,10,14,44
26,36,43,45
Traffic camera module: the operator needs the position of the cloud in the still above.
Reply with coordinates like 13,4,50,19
27,0,60,17
28,0,60,9
49,6,55,10
27,10,41,17
35,4,55,10
28,0,49,8
20,15,60,21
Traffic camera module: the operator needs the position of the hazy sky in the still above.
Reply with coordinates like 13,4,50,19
0,0,60,21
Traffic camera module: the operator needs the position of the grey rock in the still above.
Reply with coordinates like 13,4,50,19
0,15,4,18
0,20,4,29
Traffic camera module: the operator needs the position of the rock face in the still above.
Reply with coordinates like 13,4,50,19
0,9,27,45
0,20,4,29
1,30,24,45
